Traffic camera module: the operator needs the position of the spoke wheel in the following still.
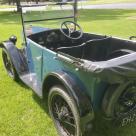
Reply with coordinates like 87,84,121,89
115,85,136,117
2,48,18,80
48,85,81,136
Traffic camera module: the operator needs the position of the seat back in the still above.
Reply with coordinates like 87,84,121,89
82,37,111,61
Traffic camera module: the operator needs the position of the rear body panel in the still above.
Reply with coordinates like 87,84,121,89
25,30,136,112
26,37,110,110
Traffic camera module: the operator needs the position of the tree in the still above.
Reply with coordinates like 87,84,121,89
15,0,21,12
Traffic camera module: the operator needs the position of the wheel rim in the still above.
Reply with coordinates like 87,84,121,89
51,94,76,136
115,86,136,116
2,50,14,77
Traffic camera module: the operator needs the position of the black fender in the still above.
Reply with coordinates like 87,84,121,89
102,82,131,118
42,71,94,134
0,41,28,75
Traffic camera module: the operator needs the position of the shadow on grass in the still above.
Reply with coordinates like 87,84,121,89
32,93,49,115
78,9,136,22
16,79,49,114
91,113,136,136
31,90,136,136
15,79,30,89
0,9,136,25
0,12,21,24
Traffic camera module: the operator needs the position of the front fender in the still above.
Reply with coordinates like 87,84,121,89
1,41,28,75
42,71,94,134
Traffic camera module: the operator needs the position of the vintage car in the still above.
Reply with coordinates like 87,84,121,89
0,1,136,136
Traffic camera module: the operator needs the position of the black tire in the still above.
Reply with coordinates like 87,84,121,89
113,84,136,126
2,48,18,80
103,83,136,126
48,85,81,136
114,84,136,117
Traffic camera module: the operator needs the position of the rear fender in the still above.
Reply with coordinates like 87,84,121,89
102,82,131,118
42,71,94,134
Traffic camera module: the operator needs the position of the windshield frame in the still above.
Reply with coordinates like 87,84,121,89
20,1,78,45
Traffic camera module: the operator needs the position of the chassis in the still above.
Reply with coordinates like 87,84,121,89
0,1,136,136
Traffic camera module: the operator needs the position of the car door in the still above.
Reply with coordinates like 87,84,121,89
28,41,43,81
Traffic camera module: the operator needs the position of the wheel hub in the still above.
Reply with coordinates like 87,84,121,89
57,106,69,120
51,95,76,136
116,85,136,116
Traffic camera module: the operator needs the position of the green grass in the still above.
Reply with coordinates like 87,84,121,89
0,5,15,9
0,9,136,136
78,9,136,38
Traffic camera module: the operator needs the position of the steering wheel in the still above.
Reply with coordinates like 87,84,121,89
60,21,83,40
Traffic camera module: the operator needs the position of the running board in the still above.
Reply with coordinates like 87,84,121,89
20,73,42,97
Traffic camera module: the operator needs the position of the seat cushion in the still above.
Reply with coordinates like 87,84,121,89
82,37,111,61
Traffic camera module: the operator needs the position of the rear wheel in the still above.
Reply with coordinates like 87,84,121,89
48,85,81,136
2,48,18,80
114,85,136,117
103,83,136,126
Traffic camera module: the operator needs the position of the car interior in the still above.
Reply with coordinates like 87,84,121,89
28,29,136,61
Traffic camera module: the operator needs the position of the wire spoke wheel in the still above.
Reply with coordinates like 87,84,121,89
2,48,18,80
48,85,81,136
52,95,76,136
2,49,14,77
115,86,136,116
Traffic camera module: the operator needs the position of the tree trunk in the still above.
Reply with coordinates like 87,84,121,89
16,0,21,12
8,0,11,5
36,0,39,4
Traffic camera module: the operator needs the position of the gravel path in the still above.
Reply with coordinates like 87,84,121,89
0,3,136,11
79,3,136,9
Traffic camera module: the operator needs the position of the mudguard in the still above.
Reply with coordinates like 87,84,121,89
0,41,28,75
102,82,131,118
43,71,94,135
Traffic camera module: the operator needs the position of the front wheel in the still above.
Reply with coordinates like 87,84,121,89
48,85,81,136
2,48,18,80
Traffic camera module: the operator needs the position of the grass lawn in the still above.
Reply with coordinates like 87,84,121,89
0,9,136,136
0,5,15,9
